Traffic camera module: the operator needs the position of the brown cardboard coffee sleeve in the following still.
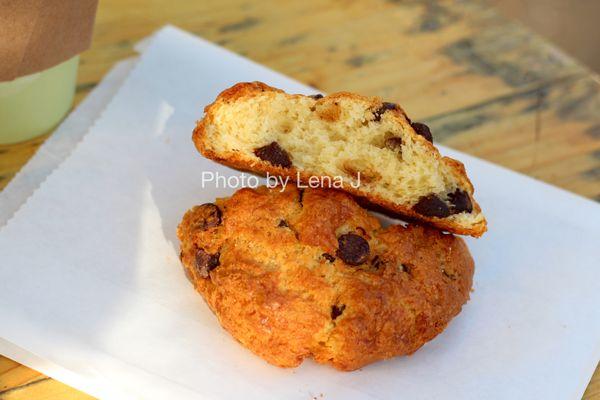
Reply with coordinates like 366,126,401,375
0,0,98,81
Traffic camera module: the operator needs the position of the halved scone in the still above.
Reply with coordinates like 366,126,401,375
194,82,486,237
177,186,474,370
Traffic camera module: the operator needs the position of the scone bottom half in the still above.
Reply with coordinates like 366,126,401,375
177,186,474,371
193,81,487,237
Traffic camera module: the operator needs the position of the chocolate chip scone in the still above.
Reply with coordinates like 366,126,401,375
193,81,486,237
177,186,474,371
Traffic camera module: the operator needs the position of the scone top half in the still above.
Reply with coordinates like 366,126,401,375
194,81,486,237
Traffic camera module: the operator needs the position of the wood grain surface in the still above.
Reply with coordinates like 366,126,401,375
1,0,599,399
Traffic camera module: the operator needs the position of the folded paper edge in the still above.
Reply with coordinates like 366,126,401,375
0,27,175,229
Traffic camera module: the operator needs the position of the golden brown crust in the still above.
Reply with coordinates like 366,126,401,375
177,186,474,370
193,82,487,237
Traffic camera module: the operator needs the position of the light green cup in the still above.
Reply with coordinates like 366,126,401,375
0,56,79,145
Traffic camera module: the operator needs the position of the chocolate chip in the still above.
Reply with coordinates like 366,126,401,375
278,219,289,228
298,189,304,206
331,304,346,320
336,233,370,266
191,203,222,231
448,188,473,214
322,253,336,263
372,102,398,122
384,136,403,152
411,122,433,142
194,248,220,278
309,94,324,99
413,194,450,218
254,142,292,168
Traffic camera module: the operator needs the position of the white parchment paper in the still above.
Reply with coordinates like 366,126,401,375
1,26,599,400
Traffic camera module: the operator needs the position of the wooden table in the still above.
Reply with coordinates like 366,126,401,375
1,0,599,398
